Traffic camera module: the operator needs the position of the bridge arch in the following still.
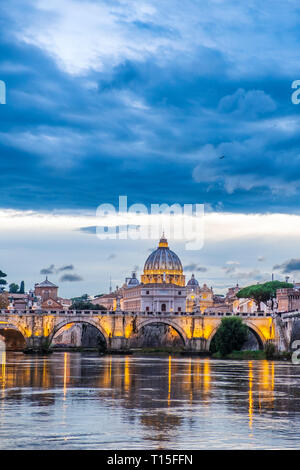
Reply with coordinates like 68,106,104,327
135,318,188,346
48,318,109,349
207,320,265,351
0,322,27,349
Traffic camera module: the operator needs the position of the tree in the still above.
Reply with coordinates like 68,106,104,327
211,317,248,357
0,270,7,290
236,280,293,308
19,281,25,294
70,294,89,302
9,283,19,293
70,300,107,311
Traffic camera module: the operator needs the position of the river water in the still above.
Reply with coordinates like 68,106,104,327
0,352,299,449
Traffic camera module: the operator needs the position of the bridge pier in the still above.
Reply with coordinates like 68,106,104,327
24,335,50,354
108,336,129,352
186,338,208,352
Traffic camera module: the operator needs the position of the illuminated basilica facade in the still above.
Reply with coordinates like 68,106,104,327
123,236,187,313
94,235,218,314
121,235,215,314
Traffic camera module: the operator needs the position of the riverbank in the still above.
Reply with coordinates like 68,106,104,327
37,347,292,361
212,350,291,360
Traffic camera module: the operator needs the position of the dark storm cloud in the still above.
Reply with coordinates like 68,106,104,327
40,264,74,275
184,264,207,272
59,274,83,282
40,264,55,275
57,265,74,272
273,259,300,273
1,2,300,213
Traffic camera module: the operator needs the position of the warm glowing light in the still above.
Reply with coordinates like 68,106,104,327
248,361,253,433
203,359,211,393
168,355,171,406
63,352,68,399
124,357,130,392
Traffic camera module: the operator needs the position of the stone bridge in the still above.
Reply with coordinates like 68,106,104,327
0,309,276,352
275,311,300,351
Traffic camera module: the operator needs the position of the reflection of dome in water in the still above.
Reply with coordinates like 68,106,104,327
141,236,185,286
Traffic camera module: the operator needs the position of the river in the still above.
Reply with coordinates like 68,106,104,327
0,352,299,449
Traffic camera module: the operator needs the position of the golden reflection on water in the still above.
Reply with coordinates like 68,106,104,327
124,357,130,393
248,361,253,433
258,360,275,411
63,352,68,399
1,351,6,398
0,352,283,444
203,358,211,394
168,355,172,406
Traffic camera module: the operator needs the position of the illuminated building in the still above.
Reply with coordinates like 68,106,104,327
186,275,214,313
34,277,71,311
276,287,300,313
123,236,187,313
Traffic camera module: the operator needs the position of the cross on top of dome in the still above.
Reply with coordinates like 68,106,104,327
158,233,168,248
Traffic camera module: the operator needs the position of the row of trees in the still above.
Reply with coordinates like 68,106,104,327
70,300,106,310
0,269,25,293
8,281,25,293
70,293,106,310
0,270,8,308
0,270,7,290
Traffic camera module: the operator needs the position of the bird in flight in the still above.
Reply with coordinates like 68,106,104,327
219,155,225,159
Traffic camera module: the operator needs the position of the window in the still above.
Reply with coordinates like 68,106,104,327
178,307,181,312
178,291,181,295
146,290,150,295
146,306,149,312
161,303,166,312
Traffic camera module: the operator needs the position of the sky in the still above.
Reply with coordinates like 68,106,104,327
1,0,300,297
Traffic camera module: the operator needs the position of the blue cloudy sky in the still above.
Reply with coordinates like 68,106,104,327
1,0,300,297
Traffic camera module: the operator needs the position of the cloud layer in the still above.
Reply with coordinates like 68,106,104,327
0,1,300,213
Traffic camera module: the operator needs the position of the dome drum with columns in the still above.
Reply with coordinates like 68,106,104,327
120,235,215,314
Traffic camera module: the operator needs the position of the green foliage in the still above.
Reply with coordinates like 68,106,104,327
212,350,266,360
70,294,89,302
265,342,276,359
0,270,7,287
19,281,25,294
9,283,19,293
236,280,293,306
70,300,107,311
210,317,248,357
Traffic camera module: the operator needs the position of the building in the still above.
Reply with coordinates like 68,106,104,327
34,277,58,301
186,274,200,312
225,284,240,308
92,292,118,311
123,236,187,313
34,277,71,311
186,275,214,313
277,288,300,313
